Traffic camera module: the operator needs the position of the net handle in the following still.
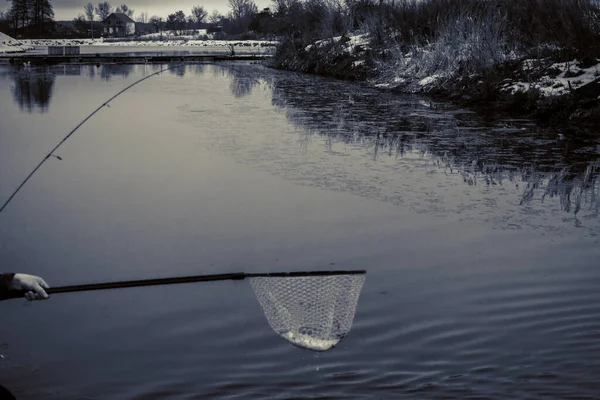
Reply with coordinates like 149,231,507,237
7,270,366,299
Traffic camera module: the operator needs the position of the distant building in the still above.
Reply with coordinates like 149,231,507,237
103,13,135,37
206,25,223,34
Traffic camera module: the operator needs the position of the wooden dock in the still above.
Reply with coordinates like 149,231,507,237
0,54,271,65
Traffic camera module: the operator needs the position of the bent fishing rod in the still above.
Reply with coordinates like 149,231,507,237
0,63,186,215
0,65,367,305
7,270,367,300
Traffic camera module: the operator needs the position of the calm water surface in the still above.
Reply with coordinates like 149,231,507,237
1,63,600,399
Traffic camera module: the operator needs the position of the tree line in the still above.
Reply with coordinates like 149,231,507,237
0,0,333,39
68,0,261,38
0,0,54,36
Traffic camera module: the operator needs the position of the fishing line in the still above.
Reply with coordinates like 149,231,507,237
0,63,186,215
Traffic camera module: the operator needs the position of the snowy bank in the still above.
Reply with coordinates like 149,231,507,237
18,38,277,48
501,60,600,97
272,31,600,125
272,33,373,80
0,45,34,53
0,31,34,53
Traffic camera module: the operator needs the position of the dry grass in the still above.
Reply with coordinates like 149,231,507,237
356,0,600,78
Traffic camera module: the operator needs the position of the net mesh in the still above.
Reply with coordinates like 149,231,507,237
249,274,366,351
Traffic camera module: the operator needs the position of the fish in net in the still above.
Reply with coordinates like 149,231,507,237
250,273,366,351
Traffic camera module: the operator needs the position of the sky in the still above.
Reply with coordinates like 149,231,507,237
1,0,274,20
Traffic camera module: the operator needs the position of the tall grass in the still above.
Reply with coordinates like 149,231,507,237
357,0,600,59
273,0,600,91
400,4,513,79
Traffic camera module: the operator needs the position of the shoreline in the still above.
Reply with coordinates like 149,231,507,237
2,36,599,129
270,35,600,129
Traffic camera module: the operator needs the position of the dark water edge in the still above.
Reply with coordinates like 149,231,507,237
1,63,600,399
270,40,600,129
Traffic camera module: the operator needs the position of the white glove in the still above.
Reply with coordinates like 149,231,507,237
10,273,50,301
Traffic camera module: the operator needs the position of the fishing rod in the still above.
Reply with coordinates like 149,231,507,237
0,63,186,215
7,270,366,299
0,65,368,353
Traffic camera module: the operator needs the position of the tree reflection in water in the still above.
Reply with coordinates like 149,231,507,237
99,64,134,81
6,64,141,112
6,63,600,217
265,71,600,218
214,64,266,98
10,66,56,113
168,63,186,78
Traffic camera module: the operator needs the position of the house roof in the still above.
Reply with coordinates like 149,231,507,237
104,13,134,23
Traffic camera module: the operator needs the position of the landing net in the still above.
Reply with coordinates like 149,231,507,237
250,273,366,351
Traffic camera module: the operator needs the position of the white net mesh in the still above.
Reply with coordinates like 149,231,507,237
249,274,366,351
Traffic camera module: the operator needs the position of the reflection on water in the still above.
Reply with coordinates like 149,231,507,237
100,64,134,81
3,63,600,400
4,65,134,111
200,64,600,224
168,63,186,78
268,74,600,220
4,64,186,110
4,63,600,223
8,67,55,112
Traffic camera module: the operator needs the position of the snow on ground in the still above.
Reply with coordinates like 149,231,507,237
344,33,370,50
419,74,442,86
0,31,35,53
138,30,208,39
502,60,600,97
0,31,15,42
0,45,33,53
306,33,371,53
18,38,277,48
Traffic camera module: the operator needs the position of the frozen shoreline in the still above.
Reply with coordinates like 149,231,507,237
17,38,277,48
273,32,600,126
0,35,278,54
0,45,34,54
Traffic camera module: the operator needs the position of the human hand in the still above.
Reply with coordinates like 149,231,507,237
10,274,50,301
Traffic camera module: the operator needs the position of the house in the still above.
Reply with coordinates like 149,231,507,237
206,25,223,35
103,13,135,37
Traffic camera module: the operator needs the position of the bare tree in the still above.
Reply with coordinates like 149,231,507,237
272,0,303,16
136,11,148,23
84,2,95,38
165,10,186,35
73,13,88,34
96,1,112,21
115,4,134,17
191,5,208,24
228,0,257,21
228,0,257,33
209,10,223,24
11,0,54,34
150,15,163,34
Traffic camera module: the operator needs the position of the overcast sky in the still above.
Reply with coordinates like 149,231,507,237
2,0,274,20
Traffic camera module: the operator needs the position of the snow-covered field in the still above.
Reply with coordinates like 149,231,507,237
138,30,209,40
0,30,277,55
0,45,34,53
18,38,277,48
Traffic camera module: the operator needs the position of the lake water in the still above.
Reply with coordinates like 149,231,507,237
1,63,600,399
